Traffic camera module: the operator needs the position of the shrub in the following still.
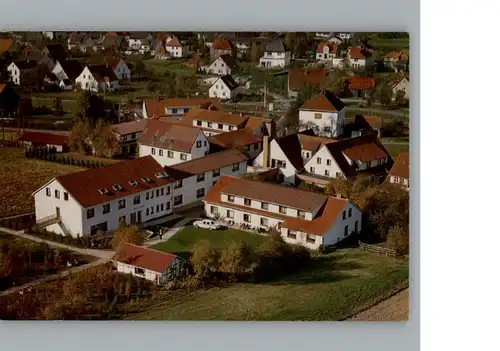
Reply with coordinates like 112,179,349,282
190,240,220,278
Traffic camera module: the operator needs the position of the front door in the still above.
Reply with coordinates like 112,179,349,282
130,212,137,224
55,207,60,217
137,211,142,223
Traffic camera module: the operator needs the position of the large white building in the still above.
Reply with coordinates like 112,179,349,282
203,176,362,250
164,148,248,210
164,35,190,58
138,119,210,167
205,54,238,76
33,156,175,238
259,40,291,69
298,91,346,138
75,65,119,92
208,74,240,100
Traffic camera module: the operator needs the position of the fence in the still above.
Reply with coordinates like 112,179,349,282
358,240,397,257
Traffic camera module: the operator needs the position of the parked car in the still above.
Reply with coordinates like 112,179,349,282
193,219,225,230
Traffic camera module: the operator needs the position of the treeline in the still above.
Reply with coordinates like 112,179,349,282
24,147,110,168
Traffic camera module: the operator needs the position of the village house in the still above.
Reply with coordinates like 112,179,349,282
346,47,374,69
208,128,263,158
210,39,234,60
344,77,376,99
205,54,238,76
298,91,346,138
388,76,410,101
51,59,84,90
297,133,393,187
112,243,184,285
164,148,248,210
180,108,276,138
203,176,362,250
208,74,240,100
6,60,39,86
100,57,131,82
142,97,221,120
19,131,69,152
75,65,120,92
386,152,409,190
287,67,330,99
68,33,101,53
112,119,149,156
316,42,338,61
164,35,190,58
383,51,409,72
126,32,154,52
259,40,291,69
352,114,383,137
102,34,127,52
32,156,175,238
138,119,209,166
252,133,332,185
41,43,68,65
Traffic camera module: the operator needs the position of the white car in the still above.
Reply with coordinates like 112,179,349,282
193,219,224,230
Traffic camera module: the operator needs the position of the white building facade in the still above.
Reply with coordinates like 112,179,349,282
75,66,119,92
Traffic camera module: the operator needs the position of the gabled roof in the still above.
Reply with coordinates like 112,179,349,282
56,59,83,80
354,114,383,131
349,47,372,59
323,134,393,178
211,39,233,50
164,149,248,178
102,35,124,48
387,152,409,179
10,60,38,70
274,133,306,171
316,42,337,54
384,51,409,61
19,131,68,146
183,108,247,127
216,54,237,69
346,77,376,90
112,119,148,136
165,35,182,47
298,133,332,152
87,64,119,82
264,40,288,53
288,67,330,92
218,74,239,91
139,119,201,152
388,76,409,89
300,91,346,112
53,156,174,208
44,43,67,60
112,243,178,274
208,128,262,149
143,98,221,118
216,176,327,212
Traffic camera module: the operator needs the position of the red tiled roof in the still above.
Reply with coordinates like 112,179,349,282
112,243,178,274
300,91,346,112
139,119,201,153
112,119,148,136
143,98,221,118
208,129,262,149
19,131,68,146
387,152,409,179
166,36,182,47
349,47,372,59
355,115,383,130
316,42,337,54
384,51,409,61
211,39,233,50
165,149,247,178
288,67,330,92
55,156,174,208
183,108,247,126
204,176,349,236
343,143,387,163
346,77,376,90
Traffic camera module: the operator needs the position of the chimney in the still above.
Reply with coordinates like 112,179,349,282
263,135,270,169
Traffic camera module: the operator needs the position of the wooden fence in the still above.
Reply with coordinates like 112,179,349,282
358,240,397,257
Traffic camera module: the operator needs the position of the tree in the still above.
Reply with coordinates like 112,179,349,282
378,83,393,106
74,91,116,126
113,224,144,249
52,97,63,118
250,41,263,64
91,120,120,158
395,90,409,107
68,120,91,154
134,60,146,81
190,240,220,278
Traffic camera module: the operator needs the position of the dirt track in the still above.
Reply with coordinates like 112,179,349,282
349,288,409,321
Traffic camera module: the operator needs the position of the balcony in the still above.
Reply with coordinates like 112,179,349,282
36,213,61,229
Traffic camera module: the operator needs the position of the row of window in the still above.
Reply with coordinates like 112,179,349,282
210,206,270,227
86,187,170,219
46,188,69,201
151,148,188,160
195,120,235,131
225,195,303,218
286,230,316,243
309,166,343,178
145,202,170,216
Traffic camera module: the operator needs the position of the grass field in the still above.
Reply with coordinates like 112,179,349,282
384,143,410,158
125,248,409,321
0,148,84,217
143,59,196,76
370,38,410,53
152,225,267,259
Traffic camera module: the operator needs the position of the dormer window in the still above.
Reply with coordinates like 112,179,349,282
112,184,123,192
128,180,138,187
98,188,109,195
298,210,306,219
155,171,168,179
141,176,152,183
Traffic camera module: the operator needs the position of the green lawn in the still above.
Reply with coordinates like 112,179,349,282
143,59,196,76
370,38,410,53
152,225,267,258
384,142,410,158
124,248,409,321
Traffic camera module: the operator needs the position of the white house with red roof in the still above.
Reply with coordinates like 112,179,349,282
347,47,374,69
32,156,175,238
386,152,409,190
316,42,338,61
138,119,210,166
388,76,410,101
106,57,131,81
165,35,190,58
75,65,119,92
112,243,184,284
298,91,346,138
203,176,362,250
19,131,69,152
